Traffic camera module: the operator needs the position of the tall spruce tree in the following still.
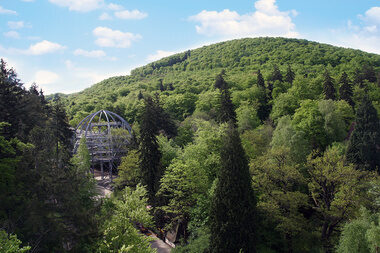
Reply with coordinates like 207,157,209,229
257,69,265,88
285,64,295,84
271,64,283,82
210,122,256,253
139,96,163,202
323,70,336,100
256,69,271,122
362,64,377,83
346,95,380,171
339,72,354,107
354,68,364,87
214,71,237,124
0,59,25,139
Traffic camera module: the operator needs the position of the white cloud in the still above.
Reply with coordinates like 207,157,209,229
99,12,112,20
8,21,24,29
34,70,59,85
147,50,175,62
362,7,380,25
4,31,20,39
115,9,148,20
107,3,123,11
74,48,106,58
93,27,141,48
0,6,17,15
26,40,65,55
48,0,104,12
189,0,298,38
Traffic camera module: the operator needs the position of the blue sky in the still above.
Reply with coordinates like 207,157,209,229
0,0,379,94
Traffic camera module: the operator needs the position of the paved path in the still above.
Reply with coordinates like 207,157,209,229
150,234,172,253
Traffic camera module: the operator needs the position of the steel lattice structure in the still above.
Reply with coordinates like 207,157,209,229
74,110,133,179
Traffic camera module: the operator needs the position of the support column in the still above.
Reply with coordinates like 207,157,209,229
101,161,104,179
109,161,113,181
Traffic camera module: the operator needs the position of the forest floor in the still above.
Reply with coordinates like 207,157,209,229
93,171,172,252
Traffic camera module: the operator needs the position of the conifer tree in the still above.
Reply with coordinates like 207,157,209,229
271,64,283,82
346,95,380,171
138,90,144,100
285,64,295,84
139,96,162,202
214,71,237,124
354,68,364,87
0,59,25,138
362,64,377,83
339,72,354,107
323,70,336,100
257,69,265,88
210,122,256,253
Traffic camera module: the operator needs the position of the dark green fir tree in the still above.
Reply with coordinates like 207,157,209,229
257,69,265,88
323,70,336,100
339,72,354,107
285,64,295,84
346,95,380,172
139,96,163,202
271,64,283,82
214,71,237,124
210,122,256,253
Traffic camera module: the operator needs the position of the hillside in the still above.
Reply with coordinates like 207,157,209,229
64,37,380,126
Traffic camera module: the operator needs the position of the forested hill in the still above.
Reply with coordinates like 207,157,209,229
64,37,380,126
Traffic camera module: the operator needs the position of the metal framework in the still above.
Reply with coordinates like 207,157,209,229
74,110,133,180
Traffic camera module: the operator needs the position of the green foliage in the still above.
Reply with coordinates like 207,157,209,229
157,134,181,169
242,123,273,161
293,99,327,149
270,116,310,163
307,146,370,251
323,70,337,100
251,146,310,252
346,95,380,171
270,92,299,123
72,137,91,172
236,100,260,133
339,72,354,107
114,150,141,190
336,208,380,253
210,123,256,253
157,120,225,229
0,230,30,253
98,184,154,253
215,71,237,124
139,96,163,202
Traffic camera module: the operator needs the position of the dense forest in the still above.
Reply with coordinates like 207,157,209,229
1,37,380,252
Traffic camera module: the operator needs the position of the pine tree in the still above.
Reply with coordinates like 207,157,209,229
138,90,144,100
271,64,283,82
158,79,165,91
285,64,295,84
257,69,265,88
0,59,25,139
139,96,163,202
210,122,256,253
323,70,336,100
50,95,73,164
214,69,226,89
214,71,237,124
362,64,377,83
346,95,380,171
339,72,354,107
354,68,364,87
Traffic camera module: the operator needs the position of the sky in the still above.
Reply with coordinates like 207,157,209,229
0,0,379,94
